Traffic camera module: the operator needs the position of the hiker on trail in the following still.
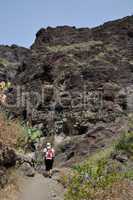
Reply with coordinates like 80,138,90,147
43,143,55,178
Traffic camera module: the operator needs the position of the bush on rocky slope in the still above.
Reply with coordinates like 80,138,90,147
115,116,133,156
0,168,20,200
0,113,24,148
0,112,43,149
0,112,25,189
115,131,133,155
64,125,133,200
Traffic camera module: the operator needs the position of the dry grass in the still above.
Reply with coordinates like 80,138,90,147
58,168,73,188
0,58,9,67
0,169,20,200
64,134,133,200
0,184,18,200
95,180,133,200
0,113,25,199
46,41,103,53
0,113,24,148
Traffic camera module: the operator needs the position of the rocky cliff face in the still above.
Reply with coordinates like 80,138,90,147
0,45,31,81
0,16,133,163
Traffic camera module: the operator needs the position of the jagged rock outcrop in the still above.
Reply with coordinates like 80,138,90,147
31,26,92,49
19,162,35,177
0,15,133,162
0,45,31,81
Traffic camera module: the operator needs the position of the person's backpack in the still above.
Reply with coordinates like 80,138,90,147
45,148,54,160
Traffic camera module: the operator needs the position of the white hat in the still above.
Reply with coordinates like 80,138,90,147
46,142,51,148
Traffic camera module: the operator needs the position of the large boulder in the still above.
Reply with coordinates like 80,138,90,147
17,152,35,166
0,142,17,167
20,162,35,177
0,143,16,189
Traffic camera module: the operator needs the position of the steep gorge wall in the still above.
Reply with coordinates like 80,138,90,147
0,16,133,161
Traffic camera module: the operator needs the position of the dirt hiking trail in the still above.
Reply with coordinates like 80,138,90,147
19,173,64,200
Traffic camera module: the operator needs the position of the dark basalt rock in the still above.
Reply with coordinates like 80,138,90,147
31,26,92,48
0,15,133,181
0,142,17,168
1,15,133,139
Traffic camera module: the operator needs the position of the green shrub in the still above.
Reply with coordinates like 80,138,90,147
0,58,9,67
23,126,42,142
115,132,133,154
65,148,124,200
65,137,133,200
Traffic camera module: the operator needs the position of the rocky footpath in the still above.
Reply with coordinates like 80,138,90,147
0,15,133,166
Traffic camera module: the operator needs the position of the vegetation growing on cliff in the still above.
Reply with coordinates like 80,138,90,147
0,113,24,148
64,119,133,200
